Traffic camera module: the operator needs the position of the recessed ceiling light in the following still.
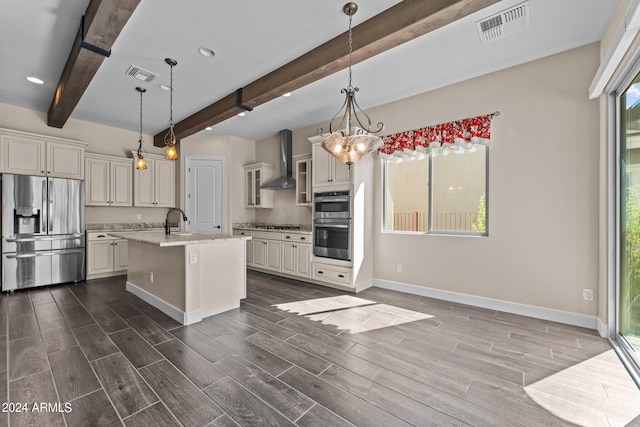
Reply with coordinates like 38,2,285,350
159,84,171,91
198,47,216,58
237,112,246,117
26,76,45,85
282,92,291,97
205,127,212,131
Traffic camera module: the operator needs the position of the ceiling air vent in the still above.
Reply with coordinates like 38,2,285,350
476,1,530,43
125,65,158,83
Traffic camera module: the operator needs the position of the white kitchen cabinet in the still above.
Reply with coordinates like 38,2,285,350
252,238,268,268
250,231,282,272
265,240,282,271
233,229,253,265
133,153,175,208
244,163,274,208
294,154,312,206
87,232,127,279
282,234,311,278
310,142,350,187
85,154,132,206
0,129,86,179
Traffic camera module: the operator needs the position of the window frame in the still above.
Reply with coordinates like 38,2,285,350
381,148,490,237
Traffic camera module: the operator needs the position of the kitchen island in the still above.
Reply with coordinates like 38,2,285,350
108,231,250,325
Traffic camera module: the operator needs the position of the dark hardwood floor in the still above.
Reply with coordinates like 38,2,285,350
0,271,638,426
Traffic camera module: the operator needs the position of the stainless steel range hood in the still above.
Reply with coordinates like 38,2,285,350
261,129,296,190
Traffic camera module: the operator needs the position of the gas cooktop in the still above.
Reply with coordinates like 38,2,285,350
255,225,302,231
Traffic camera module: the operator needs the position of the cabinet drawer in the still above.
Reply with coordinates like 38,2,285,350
252,231,282,240
281,233,311,243
313,264,350,285
233,230,252,237
87,232,114,241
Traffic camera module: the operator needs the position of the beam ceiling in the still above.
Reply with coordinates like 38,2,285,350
47,0,141,128
153,0,500,146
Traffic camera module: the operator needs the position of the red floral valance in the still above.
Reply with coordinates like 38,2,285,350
378,114,493,159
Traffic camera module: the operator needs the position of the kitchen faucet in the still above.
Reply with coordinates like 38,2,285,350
165,208,188,234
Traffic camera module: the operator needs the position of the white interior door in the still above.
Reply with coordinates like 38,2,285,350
186,157,225,234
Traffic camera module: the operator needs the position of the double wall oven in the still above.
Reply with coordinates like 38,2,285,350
313,190,351,261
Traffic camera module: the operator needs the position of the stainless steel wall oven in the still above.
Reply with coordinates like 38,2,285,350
313,190,351,261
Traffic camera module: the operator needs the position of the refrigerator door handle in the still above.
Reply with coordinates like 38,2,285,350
4,252,56,259
48,179,55,232
42,180,48,234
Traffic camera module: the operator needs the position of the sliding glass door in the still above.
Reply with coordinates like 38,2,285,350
619,72,640,369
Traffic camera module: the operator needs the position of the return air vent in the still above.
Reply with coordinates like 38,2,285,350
125,65,158,83
476,1,530,43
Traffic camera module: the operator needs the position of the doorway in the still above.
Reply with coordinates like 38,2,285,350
185,157,225,234
617,71,640,382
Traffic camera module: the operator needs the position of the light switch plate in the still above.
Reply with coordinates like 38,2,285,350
189,253,198,264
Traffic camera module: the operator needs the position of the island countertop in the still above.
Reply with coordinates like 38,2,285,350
108,231,250,247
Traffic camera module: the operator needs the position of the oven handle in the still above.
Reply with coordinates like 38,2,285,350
314,224,349,229
314,197,350,203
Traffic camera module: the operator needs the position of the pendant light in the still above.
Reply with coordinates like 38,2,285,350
321,2,384,167
135,87,147,170
164,58,179,161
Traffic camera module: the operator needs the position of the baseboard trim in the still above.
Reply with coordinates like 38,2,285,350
126,281,201,325
373,279,598,330
597,317,609,338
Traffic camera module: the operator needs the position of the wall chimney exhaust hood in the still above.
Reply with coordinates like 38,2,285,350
261,129,296,190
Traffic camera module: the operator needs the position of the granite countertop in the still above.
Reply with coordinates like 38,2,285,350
233,223,312,235
86,223,172,232
108,231,250,247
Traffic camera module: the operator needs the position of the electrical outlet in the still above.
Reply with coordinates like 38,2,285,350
136,214,142,220
149,272,154,283
397,264,403,274
582,288,593,301
189,253,198,264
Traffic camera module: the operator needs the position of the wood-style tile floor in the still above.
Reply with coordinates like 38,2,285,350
1,271,639,427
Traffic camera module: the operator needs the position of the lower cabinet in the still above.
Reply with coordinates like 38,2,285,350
235,229,311,279
250,234,281,272
86,232,128,280
282,241,311,278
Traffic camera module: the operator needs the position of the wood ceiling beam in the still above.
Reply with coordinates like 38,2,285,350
154,0,499,146
47,0,141,128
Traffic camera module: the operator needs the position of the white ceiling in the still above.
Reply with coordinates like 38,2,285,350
0,0,618,142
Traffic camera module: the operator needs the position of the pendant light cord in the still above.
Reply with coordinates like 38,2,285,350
169,63,174,126
139,89,143,141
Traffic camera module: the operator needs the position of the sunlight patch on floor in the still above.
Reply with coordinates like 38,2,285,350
274,296,433,333
305,303,433,334
274,295,376,315
524,350,640,427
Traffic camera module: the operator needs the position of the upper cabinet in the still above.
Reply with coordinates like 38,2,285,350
244,163,274,208
294,154,312,207
133,154,175,208
85,154,133,207
0,128,86,179
310,140,350,188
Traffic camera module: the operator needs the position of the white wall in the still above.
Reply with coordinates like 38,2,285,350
0,103,169,224
293,43,601,317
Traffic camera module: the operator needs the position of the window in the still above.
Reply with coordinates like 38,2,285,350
383,146,488,235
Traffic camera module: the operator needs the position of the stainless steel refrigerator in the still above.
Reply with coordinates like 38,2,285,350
1,174,85,291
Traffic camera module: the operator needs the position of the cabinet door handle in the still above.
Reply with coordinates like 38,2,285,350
285,236,291,239
300,237,306,240
338,274,345,278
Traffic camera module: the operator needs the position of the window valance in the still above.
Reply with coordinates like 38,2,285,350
378,114,494,159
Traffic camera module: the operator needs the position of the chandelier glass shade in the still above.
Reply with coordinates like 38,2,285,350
164,58,179,161
321,3,383,167
135,87,147,170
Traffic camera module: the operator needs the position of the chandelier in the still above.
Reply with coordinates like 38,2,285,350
321,2,384,167
135,87,147,170
164,58,179,161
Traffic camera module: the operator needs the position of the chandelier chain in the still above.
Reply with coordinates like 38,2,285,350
348,14,353,90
